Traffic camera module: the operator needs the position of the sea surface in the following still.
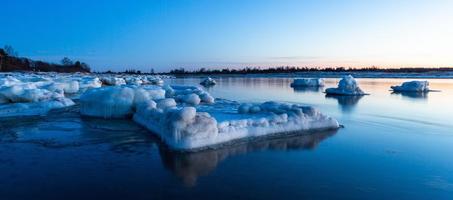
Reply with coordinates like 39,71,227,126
1,77,453,200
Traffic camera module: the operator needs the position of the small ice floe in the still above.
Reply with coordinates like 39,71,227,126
200,77,216,87
391,81,431,93
290,78,324,87
325,75,367,96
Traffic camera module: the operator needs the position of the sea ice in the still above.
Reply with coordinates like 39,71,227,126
290,78,324,87
391,81,430,92
134,99,339,150
325,75,366,96
200,77,216,86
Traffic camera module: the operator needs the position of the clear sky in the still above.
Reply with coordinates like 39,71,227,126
1,0,453,72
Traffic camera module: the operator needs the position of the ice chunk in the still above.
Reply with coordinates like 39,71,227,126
100,77,126,86
391,81,430,92
178,93,201,105
43,81,80,94
156,98,177,110
80,86,135,118
79,77,102,90
134,100,339,150
200,77,216,86
291,78,324,87
166,85,215,104
325,75,366,96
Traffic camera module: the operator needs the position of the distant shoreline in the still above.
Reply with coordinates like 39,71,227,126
170,71,453,79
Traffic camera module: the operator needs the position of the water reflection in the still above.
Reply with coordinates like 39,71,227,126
325,94,364,112
391,91,428,100
291,86,323,93
158,129,338,186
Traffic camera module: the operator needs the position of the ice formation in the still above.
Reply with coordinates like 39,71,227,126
80,86,166,118
325,75,366,96
0,74,76,117
391,81,430,92
134,99,339,150
100,77,126,86
290,78,324,87
200,77,216,86
1,72,340,151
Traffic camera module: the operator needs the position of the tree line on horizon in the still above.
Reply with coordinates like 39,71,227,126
0,46,91,73
166,66,453,75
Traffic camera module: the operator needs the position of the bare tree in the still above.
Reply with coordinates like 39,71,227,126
61,57,73,66
3,45,18,57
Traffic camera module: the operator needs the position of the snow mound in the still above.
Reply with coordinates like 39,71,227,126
200,77,216,86
134,100,339,150
291,78,324,87
391,81,430,92
325,75,366,95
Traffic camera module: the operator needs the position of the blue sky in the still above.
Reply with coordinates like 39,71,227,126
1,0,453,72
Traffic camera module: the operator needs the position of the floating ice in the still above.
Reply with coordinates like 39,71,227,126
325,75,366,96
290,78,324,87
391,81,430,92
200,77,216,86
134,100,339,150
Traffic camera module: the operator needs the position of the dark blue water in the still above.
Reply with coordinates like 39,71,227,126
1,78,453,200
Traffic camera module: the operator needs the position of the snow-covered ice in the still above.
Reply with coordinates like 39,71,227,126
0,74,76,117
391,81,430,92
0,72,339,151
134,99,339,150
290,78,324,87
200,77,216,86
325,75,366,96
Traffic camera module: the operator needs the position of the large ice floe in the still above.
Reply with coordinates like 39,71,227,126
325,75,367,96
290,78,324,87
391,81,430,92
79,83,340,150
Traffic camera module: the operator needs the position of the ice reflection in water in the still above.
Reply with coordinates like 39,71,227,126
159,129,338,186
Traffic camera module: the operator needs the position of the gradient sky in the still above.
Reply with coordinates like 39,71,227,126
1,0,453,72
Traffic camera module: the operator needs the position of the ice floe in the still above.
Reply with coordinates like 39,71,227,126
290,78,324,87
134,99,339,150
391,81,430,92
325,75,366,96
200,77,216,86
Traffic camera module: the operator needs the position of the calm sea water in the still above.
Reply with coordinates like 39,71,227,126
1,77,453,200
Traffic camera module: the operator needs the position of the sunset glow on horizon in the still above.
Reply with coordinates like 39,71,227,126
2,0,453,72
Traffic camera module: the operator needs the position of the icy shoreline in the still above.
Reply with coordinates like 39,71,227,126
0,72,340,150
